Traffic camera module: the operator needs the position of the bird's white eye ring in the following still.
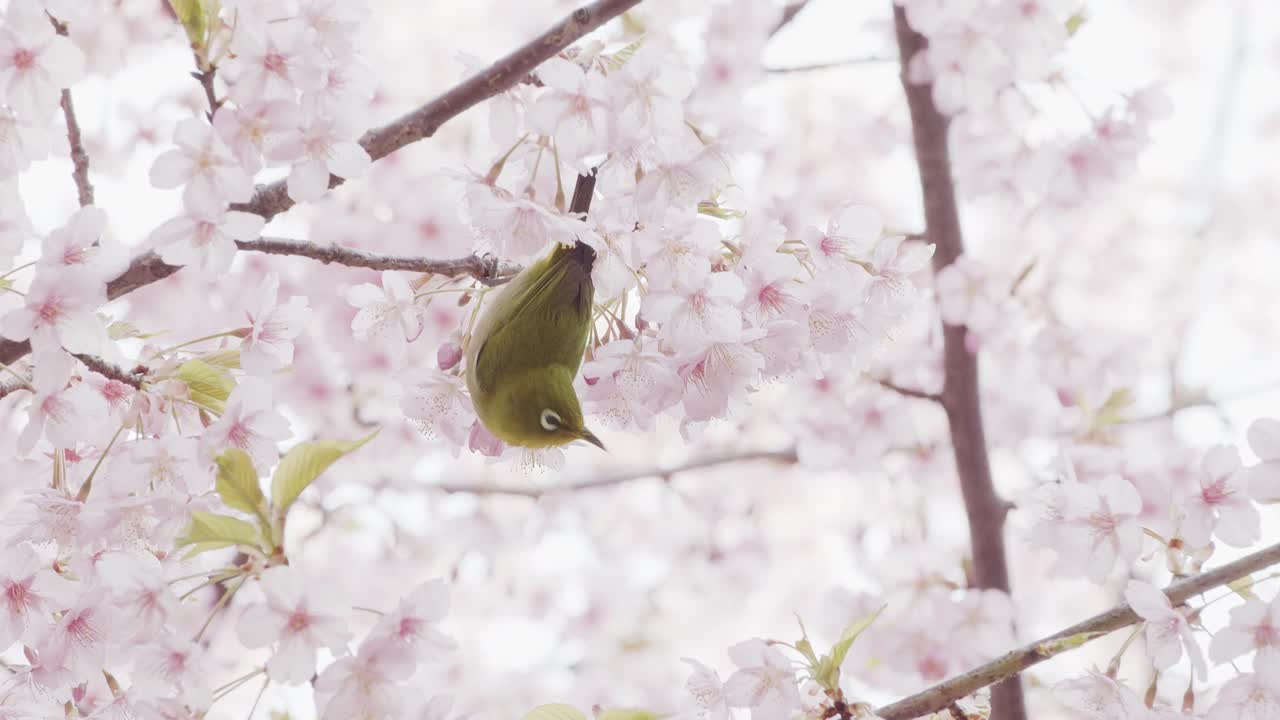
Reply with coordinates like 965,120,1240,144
540,408,561,431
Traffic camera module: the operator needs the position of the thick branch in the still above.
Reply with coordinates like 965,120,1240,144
234,0,641,222
433,448,797,498
893,7,1026,719
876,541,1280,719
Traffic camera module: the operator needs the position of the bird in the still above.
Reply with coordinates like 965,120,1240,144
464,173,605,451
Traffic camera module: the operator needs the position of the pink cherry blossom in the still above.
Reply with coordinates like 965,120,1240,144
221,19,319,105
681,658,731,720
240,273,312,375
723,639,801,720
633,211,723,289
1053,670,1149,719
0,106,49,177
213,100,301,173
238,566,352,684
149,118,253,205
465,183,581,262
1058,476,1144,583
149,192,266,273
800,205,883,275
346,271,425,365
528,57,609,164
17,349,110,453
644,273,746,354
0,2,85,118
1,267,106,354
314,650,412,720
1208,594,1280,666
0,544,64,649
582,339,683,431
199,377,291,472
363,580,456,665
33,589,119,691
1179,445,1258,548
1245,417,1280,502
401,372,474,447
37,206,126,282
1206,658,1280,720
1124,580,1207,680
268,115,371,202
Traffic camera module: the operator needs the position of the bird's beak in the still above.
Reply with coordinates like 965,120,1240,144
579,429,606,451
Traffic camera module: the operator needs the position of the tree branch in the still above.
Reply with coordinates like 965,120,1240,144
766,57,896,74
73,354,145,389
875,377,943,404
238,238,521,286
892,7,1026,719
51,19,94,208
233,0,642,222
876,541,1280,719
773,0,813,35
433,448,797,498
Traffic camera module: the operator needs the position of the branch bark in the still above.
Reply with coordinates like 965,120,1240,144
52,19,94,208
72,354,145,389
433,448,797,497
233,0,642,222
876,541,1280,719
892,7,1026,719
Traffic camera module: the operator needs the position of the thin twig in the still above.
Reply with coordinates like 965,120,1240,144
51,18,94,207
73,354,145,389
766,56,896,73
193,65,223,119
875,541,1280,719
232,0,643,222
875,377,943,404
893,6,1026,718
773,0,813,35
434,448,797,497
238,238,521,287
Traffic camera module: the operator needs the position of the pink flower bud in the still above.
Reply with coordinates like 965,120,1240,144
437,341,463,371
467,421,504,457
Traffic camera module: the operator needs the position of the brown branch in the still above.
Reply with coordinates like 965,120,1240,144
239,237,520,286
193,66,223,119
892,7,1026,720
0,381,29,401
773,0,813,35
50,18,94,208
73,354,145,389
433,448,797,498
233,0,642,222
876,541,1280,719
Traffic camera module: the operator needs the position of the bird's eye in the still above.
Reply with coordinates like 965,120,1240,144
540,408,561,431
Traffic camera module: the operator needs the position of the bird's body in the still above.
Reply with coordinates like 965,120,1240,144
465,240,603,449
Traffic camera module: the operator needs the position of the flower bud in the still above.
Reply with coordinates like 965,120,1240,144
437,341,463,371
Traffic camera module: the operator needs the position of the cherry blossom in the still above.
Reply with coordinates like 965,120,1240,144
240,273,312,375
346,270,425,365
268,115,371,202
0,544,64,649
1208,594,1280,666
37,205,126,281
238,566,352,684
1179,445,1259,548
199,377,291,471
723,639,801,720
1057,475,1144,583
0,106,48,176
221,19,319,105
1206,659,1280,720
1124,580,1207,680
681,658,731,720
799,205,883,275
1245,417,1280,502
643,272,746,354
1,267,106,354
149,192,266,272
528,56,609,164
0,2,85,118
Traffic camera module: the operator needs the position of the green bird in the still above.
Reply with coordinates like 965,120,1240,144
464,174,604,451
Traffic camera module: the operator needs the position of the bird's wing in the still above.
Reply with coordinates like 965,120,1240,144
471,245,594,394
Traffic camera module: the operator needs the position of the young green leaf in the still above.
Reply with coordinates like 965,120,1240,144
813,605,885,691
521,705,587,720
203,349,242,370
177,511,262,551
215,449,267,520
597,711,662,720
271,431,379,513
177,359,236,413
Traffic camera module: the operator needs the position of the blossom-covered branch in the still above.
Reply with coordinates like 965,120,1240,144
875,540,1280,719
72,353,145,389
893,6,1027,719
433,448,797,498
234,0,643,222
239,237,521,286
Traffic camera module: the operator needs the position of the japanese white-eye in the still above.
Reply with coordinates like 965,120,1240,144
464,173,604,451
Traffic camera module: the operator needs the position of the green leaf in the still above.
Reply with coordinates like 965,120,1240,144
167,0,209,47
203,349,242,370
1034,630,1105,657
1228,575,1256,599
1065,11,1087,37
178,359,235,413
271,431,379,513
521,705,587,720
215,450,266,519
597,711,661,720
813,605,885,691
177,511,262,552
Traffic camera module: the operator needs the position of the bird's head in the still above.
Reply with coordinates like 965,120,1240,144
492,366,605,450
